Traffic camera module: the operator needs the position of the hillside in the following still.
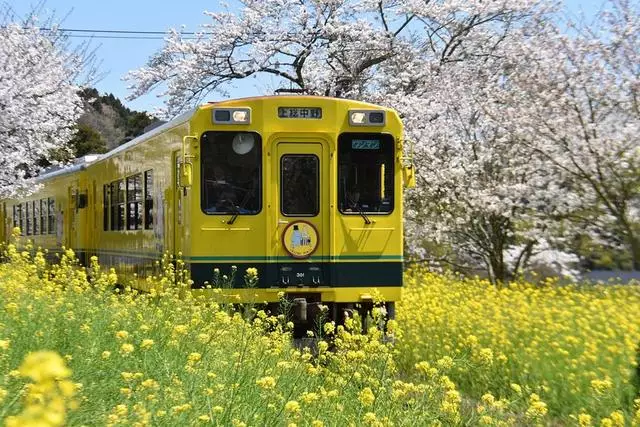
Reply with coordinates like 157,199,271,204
71,88,157,157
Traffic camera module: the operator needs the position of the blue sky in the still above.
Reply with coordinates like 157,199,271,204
7,0,600,113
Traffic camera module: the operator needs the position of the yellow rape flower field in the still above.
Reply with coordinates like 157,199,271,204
1,241,640,426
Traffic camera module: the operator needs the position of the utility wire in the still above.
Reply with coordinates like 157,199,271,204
66,34,198,40
2,26,199,40
41,27,198,35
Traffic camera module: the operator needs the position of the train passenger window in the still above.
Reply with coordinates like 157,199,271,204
281,155,319,216
40,199,47,235
25,202,31,235
126,174,143,230
19,204,24,235
103,185,109,231
110,180,125,231
200,131,261,215
48,198,56,234
33,201,39,235
144,170,153,229
338,133,394,214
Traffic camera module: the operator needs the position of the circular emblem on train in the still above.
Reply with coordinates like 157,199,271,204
282,221,319,259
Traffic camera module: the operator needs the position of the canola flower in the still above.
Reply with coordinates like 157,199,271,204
0,238,639,425
397,267,640,422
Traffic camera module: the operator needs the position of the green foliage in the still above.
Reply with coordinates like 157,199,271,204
69,124,107,157
76,88,156,150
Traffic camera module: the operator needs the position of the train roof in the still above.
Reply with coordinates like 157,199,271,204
36,108,197,182
35,95,395,183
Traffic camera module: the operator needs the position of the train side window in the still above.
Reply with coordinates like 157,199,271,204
144,170,153,229
281,155,319,216
19,204,24,235
48,198,56,234
126,174,143,230
33,200,39,235
110,180,125,231
25,202,31,235
103,185,110,231
40,199,47,235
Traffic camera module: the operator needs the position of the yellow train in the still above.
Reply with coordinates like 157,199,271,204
0,96,414,334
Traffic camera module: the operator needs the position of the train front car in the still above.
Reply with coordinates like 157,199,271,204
183,96,409,336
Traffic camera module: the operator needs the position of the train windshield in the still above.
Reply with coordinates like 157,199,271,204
338,133,394,214
201,131,262,215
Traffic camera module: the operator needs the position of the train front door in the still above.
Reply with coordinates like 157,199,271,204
273,142,329,287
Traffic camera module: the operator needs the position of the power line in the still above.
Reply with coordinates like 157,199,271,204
66,34,198,40
1,26,199,39
45,27,197,35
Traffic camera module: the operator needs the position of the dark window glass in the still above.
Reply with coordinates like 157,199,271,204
103,185,109,231
33,201,39,235
338,133,394,214
110,180,125,231
200,131,261,215
40,199,47,235
281,155,319,216
19,204,24,235
12,205,17,229
126,174,143,230
48,198,56,234
25,202,31,235
144,170,153,229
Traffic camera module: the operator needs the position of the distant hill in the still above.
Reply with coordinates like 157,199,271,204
71,88,157,157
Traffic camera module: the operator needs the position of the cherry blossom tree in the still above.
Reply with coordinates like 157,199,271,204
126,0,542,116
0,6,85,197
378,32,582,283
499,0,640,269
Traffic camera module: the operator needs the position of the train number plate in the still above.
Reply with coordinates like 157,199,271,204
278,107,322,119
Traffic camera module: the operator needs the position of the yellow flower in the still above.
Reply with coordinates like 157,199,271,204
141,379,159,389
0,339,10,350
19,351,71,382
101,351,111,360
590,378,613,394
284,400,301,414
120,343,134,355
187,352,202,363
358,387,375,407
115,330,129,340
510,383,522,395
256,376,276,389
609,410,624,427
140,339,154,350
578,413,592,427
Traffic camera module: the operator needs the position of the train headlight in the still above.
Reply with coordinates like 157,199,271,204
212,108,251,124
350,112,367,125
232,110,249,123
349,110,386,126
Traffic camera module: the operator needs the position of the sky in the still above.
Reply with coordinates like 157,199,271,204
6,0,602,114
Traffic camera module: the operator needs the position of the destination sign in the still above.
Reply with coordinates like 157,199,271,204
351,139,381,150
278,107,322,119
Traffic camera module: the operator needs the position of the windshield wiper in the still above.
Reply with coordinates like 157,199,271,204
227,188,254,225
227,203,241,225
352,200,371,225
